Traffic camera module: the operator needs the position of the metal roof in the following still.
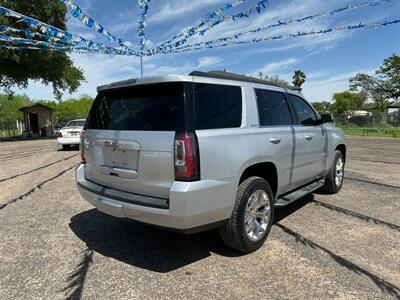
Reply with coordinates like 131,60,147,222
19,103,54,111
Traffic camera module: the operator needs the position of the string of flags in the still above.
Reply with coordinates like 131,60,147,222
59,0,133,53
137,0,151,52
0,0,398,58
161,19,400,55
153,0,392,55
0,6,139,56
152,0,246,52
152,0,269,54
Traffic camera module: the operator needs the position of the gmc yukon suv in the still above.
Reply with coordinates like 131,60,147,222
76,71,346,253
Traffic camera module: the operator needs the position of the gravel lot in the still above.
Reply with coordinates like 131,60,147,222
0,136,399,299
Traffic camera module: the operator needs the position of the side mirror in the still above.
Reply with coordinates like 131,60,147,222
320,113,333,123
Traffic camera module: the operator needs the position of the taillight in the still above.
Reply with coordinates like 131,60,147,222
174,132,200,181
80,130,86,163
57,131,63,137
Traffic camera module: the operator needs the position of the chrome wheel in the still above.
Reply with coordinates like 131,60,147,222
244,190,271,241
335,157,344,187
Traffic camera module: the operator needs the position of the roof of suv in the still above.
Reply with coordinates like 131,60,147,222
97,70,302,92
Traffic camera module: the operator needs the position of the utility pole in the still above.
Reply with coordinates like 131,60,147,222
140,56,143,78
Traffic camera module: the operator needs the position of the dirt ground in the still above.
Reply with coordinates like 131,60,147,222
0,136,399,299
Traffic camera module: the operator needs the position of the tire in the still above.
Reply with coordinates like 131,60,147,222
219,176,275,253
62,144,69,150
320,150,345,194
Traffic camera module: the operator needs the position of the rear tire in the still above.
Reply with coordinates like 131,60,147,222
62,145,69,150
320,150,345,194
219,176,274,253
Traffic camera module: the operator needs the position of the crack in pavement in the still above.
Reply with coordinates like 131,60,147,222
0,163,79,210
277,223,400,298
0,154,78,183
348,158,400,165
344,176,400,189
312,200,400,231
0,147,56,160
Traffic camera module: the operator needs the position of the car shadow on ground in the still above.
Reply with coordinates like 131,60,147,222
69,194,314,274
67,193,400,299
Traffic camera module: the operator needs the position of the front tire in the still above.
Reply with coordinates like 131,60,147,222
219,176,274,253
320,150,345,194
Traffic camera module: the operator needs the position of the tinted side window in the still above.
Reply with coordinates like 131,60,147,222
289,95,317,125
194,83,242,130
256,89,292,126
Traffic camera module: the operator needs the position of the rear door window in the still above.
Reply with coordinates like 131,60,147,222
194,83,242,130
255,89,293,126
289,94,317,125
86,83,184,131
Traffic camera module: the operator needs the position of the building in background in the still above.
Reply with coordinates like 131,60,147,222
19,103,54,137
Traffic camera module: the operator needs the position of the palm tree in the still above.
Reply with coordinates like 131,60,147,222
292,70,306,87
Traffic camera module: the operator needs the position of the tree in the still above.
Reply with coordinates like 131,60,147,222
257,71,290,88
0,0,85,100
292,70,306,87
39,96,94,123
311,101,331,114
331,91,367,114
349,54,400,110
0,94,32,123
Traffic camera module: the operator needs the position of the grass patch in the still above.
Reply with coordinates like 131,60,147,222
342,127,400,138
0,129,22,138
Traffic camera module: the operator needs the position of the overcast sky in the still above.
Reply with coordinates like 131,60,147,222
13,0,400,102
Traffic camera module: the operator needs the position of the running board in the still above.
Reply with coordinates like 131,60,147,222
275,179,325,207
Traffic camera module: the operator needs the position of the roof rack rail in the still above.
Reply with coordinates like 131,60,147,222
189,70,301,91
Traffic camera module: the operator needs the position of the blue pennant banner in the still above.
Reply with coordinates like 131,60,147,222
0,25,76,46
157,0,392,55
158,19,400,55
137,0,151,52
0,44,68,52
0,34,73,51
152,0,247,53
0,6,139,56
59,0,132,53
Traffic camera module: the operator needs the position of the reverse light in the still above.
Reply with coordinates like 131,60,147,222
174,132,200,181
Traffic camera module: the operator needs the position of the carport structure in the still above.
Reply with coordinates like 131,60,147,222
19,103,54,137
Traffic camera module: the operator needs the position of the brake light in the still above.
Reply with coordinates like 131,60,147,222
80,130,86,163
174,132,200,181
57,131,63,137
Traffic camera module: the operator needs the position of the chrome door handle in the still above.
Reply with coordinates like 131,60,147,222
304,135,314,141
269,137,281,144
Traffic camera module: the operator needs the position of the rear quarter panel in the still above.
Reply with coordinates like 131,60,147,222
325,125,346,173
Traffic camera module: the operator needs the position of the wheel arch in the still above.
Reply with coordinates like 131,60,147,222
335,144,347,161
239,162,278,198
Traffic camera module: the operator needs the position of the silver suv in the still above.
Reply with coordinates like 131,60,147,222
76,71,346,253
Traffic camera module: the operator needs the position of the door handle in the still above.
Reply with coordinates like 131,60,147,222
304,134,314,141
269,137,281,144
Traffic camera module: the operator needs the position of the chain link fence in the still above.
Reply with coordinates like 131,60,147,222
333,110,400,137
0,121,24,139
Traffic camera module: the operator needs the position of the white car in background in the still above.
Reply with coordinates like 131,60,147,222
57,119,86,150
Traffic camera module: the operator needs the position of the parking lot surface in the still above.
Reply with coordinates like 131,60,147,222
0,136,399,299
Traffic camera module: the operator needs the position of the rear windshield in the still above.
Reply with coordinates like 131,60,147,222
86,83,184,131
67,120,85,127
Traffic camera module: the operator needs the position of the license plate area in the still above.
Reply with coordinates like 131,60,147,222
102,148,138,170
69,132,78,136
